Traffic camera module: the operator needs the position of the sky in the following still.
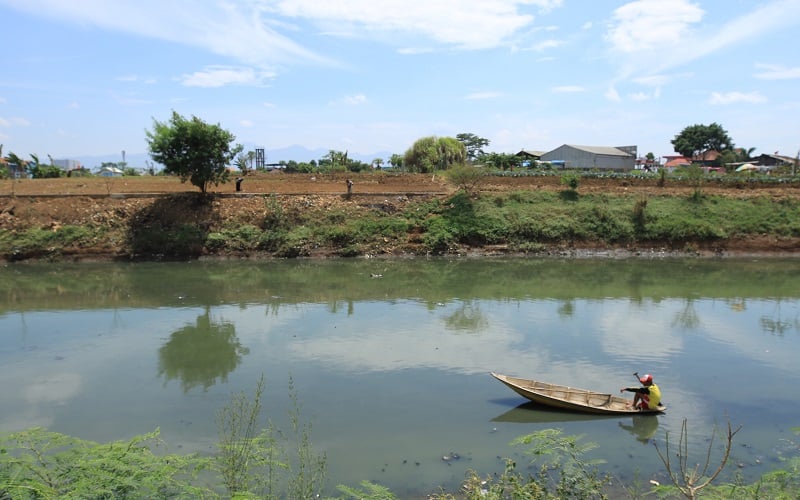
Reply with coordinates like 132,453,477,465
1,0,799,165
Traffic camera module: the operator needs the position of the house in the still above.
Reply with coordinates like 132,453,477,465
515,149,546,160
750,152,795,167
691,150,722,166
1,157,28,178
540,144,636,171
515,149,547,167
663,155,691,169
97,166,124,177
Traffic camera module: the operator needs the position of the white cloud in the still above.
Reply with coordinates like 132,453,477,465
754,63,800,80
709,91,767,105
0,97,7,104
552,85,585,93
180,66,275,88
605,87,621,102
116,74,158,84
271,0,563,49
330,94,368,106
606,0,703,54
529,39,562,52
1,0,331,67
67,101,80,110
605,0,800,96
465,91,502,100
397,47,434,55
0,116,30,127
240,119,254,127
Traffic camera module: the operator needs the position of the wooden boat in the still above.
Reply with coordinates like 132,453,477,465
490,372,666,415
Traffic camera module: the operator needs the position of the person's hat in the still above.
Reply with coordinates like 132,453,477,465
640,374,653,385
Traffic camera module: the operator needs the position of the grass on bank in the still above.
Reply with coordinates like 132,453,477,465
2,187,800,261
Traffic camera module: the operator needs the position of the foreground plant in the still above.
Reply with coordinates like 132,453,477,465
215,374,327,499
653,418,741,499
0,428,210,499
451,428,609,499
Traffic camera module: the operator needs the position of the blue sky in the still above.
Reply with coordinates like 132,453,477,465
1,0,799,165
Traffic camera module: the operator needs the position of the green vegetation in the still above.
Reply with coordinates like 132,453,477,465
3,403,799,499
146,111,243,193
671,123,734,161
404,136,467,173
3,178,800,261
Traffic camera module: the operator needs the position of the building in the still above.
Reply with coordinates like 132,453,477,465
97,166,124,177
540,144,636,171
514,149,547,167
0,157,28,178
750,153,795,167
53,159,82,171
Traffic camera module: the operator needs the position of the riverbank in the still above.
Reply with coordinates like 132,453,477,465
2,171,800,262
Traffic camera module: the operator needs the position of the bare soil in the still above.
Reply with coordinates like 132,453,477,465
2,171,800,259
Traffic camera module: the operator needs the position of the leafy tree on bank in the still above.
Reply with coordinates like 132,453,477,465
671,123,734,163
404,136,466,173
480,152,522,171
146,111,242,193
389,153,404,170
456,132,490,162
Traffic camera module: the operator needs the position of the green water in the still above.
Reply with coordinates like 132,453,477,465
1,258,799,496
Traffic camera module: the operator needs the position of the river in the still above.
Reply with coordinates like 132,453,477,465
1,258,799,496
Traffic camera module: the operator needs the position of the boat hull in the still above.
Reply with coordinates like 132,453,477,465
491,372,665,415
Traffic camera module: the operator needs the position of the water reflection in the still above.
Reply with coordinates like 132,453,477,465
157,307,249,392
443,301,488,332
1,259,799,495
618,415,659,444
490,402,661,446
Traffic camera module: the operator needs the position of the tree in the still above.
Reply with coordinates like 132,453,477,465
671,123,734,161
389,153,404,170
480,152,521,171
234,152,250,175
404,136,466,173
456,133,490,162
146,111,242,193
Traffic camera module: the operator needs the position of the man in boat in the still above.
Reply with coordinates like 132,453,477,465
620,374,661,410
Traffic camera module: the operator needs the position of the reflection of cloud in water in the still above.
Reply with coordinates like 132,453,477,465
598,301,684,363
25,372,82,404
0,372,83,431
286,313,552,377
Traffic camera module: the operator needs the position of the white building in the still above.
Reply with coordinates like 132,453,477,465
540,144,637,171
53,159,82,171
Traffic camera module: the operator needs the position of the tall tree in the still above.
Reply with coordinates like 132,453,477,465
404,136,466,173
456,133,490,162
146,111,242,193
671,123,734,161
389,153,404,170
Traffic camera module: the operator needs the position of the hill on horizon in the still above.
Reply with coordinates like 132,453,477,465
73,145,394,171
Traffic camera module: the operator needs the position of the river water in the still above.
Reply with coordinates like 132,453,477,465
1,258,799,497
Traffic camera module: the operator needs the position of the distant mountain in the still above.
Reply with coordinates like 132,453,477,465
74,145,394,170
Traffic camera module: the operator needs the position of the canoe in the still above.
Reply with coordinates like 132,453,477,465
490,372,666,415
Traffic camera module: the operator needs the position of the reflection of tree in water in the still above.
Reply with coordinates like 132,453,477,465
444,302,488,333
557,300,574,319
158,307,249,392
759,300,798,336
672,299,700,331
